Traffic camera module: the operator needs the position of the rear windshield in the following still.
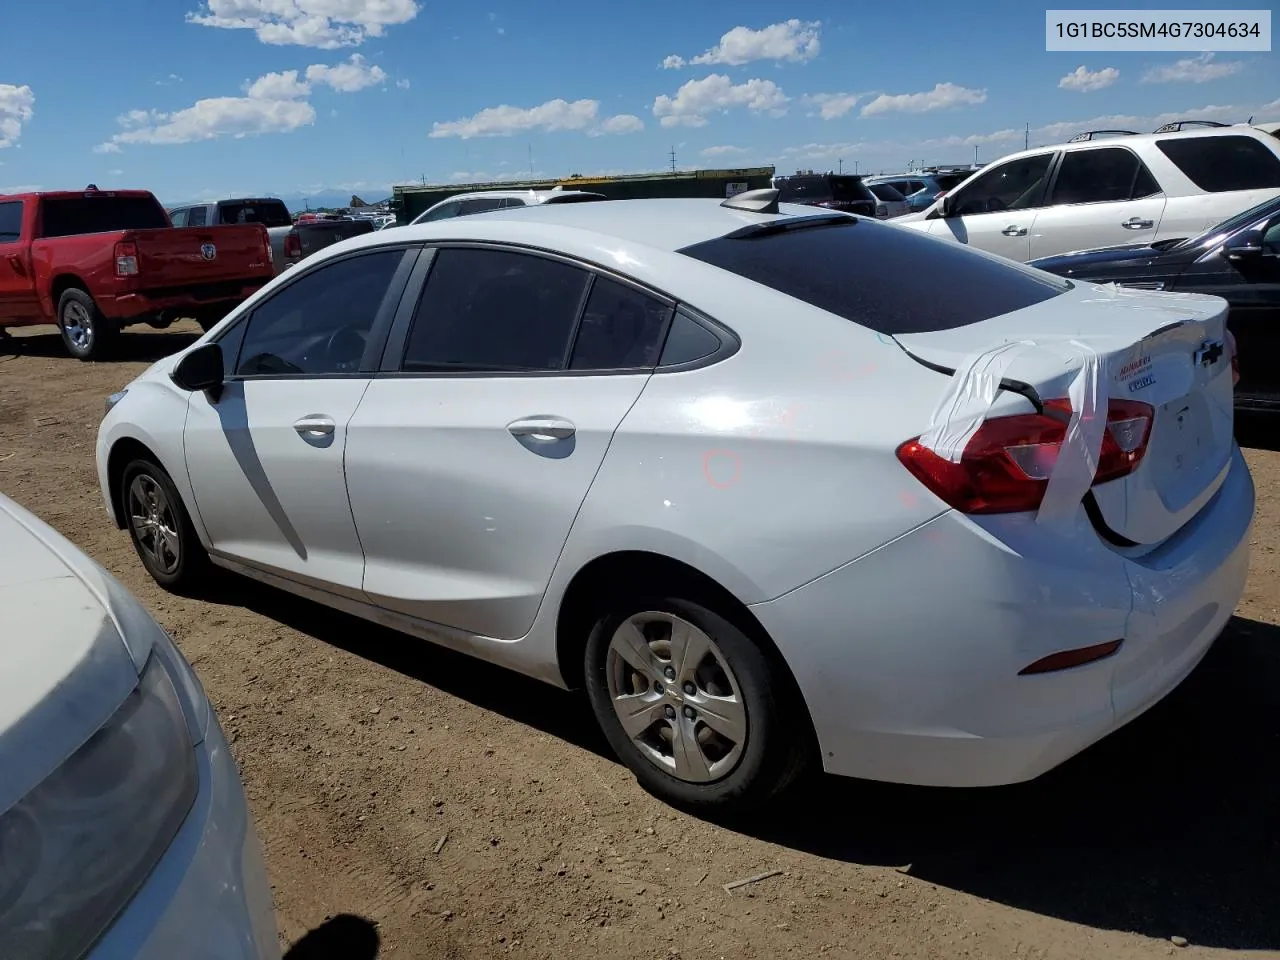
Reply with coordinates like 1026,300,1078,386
218,199,292,228
868,183,906,202
39,195,169,238
678,219,1070,335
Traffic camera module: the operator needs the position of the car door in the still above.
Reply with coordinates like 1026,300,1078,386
0,199,39,324
183,246,417,596
344,245,673,640
924,152,1055,260
1177,215,1280,402
1027,146,1168,259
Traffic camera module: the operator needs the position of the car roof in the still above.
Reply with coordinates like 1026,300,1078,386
0,189,156,202
989,124,1278,165
344,197,842,257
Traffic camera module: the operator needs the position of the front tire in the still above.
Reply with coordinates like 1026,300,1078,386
584,596,809,813
57,288,118,361
120,458,209,591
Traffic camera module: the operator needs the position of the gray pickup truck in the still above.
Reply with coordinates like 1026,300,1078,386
167,197,294,274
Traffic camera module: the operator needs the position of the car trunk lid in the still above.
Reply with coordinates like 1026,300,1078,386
896,282,1234,545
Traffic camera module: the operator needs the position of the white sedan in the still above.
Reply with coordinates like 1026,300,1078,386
0,493,277,958
96,191,1253,812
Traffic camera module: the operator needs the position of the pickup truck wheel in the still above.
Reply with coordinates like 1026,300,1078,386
120,458,209,591
57,289,118,361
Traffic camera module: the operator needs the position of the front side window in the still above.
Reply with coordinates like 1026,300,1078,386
1156,135,1280,193
235,249,405,377
569,277,673,370
0,201,23,243
403,247,590,372
951,153,1054,216
1049,147,1161,205
187,206,208,227
168,207,189,227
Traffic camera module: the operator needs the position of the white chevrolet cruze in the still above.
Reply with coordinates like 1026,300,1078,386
0,493,277,958
96,192,1253,812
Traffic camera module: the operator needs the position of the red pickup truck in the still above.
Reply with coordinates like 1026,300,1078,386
0,188,274,360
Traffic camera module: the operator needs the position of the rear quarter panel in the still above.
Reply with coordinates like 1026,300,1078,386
30,234,120,317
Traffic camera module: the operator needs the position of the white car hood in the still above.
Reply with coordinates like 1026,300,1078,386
0,499,142,813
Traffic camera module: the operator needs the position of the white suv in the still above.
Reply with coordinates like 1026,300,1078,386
409,187,606,225
898,126,1280,261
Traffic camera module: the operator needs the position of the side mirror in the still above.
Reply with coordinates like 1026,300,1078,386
171,342,224,399
934,193,954,218
1224,236,1263,262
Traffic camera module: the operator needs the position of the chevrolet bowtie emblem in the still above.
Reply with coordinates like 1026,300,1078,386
1194,339,1224,368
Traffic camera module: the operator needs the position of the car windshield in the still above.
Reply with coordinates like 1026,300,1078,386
39,195,170,237
679,218,1070,336
1174,195,1280,250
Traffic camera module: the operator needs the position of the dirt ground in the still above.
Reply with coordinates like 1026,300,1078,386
2,321,1279,960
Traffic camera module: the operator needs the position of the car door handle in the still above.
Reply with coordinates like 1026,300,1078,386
293,415,335,437
1122,217,1154,230
507,417,576,441
1001,225,1027,237
6,254,26,276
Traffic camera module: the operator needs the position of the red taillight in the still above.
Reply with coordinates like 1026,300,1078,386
261,226,273,265
114,240,138,277
896,398,1154,514
1226,329,1239,387
284,231,301,258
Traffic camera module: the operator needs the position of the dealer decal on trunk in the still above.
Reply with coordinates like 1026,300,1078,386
1118,354,1155,393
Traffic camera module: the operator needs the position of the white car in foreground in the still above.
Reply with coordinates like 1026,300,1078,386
97,192,1253,812
0,494,277,957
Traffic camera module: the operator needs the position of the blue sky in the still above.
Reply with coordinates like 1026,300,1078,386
1,0,1276,206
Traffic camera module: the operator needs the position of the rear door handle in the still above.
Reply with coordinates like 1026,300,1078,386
1001,225,1027,237
507,417,575,441
293,415,335,437
1122,217,1154,230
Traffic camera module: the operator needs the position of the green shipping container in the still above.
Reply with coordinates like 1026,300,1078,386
391,166,775,224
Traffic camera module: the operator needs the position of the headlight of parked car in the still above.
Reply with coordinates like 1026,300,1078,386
103,389,128,417
0,653,198,959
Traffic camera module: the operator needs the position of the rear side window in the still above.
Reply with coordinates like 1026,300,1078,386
38,196,170,237
0,201,23,243
1049,147,1162,204
679,220,1069,336
420,201,462,222
1156,136,1280,192
569,277,673,370
218,200,291,228
459,197,507,215
659,311,721,366
404,248,590,372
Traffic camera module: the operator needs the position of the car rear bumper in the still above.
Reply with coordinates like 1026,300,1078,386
88,718,279,960
749,445,1254,787
97,280,269,320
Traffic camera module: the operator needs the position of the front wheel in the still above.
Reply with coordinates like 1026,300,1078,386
120,458,209,591
57,288,118,361
584,596,810,813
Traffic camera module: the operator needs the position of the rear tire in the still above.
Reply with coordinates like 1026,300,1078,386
57,288,118,361
120,458,209,592
584,594,810,813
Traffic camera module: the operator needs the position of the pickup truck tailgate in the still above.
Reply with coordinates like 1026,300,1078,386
128,225,271,289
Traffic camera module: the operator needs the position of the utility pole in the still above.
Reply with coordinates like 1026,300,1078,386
1025,123,1030,150
669,146,677,174
974,144,979,166
838,158,843,173
854,159,859,174
528,143,534,177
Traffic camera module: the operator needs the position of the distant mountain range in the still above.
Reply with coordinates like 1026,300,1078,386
159,189,393,212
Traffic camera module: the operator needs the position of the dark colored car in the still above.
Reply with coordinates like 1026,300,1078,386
1029,196,1280,410
771,174,877,217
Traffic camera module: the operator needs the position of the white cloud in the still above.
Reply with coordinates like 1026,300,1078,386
805,92,859,119
94,55,384,151
701,144,747,157
187,0,420,49
861,82,986,117
305,53,386,92
1058,65,1119,93
1142,53,1243,84
664,19,820,69
245,69,311,100
430,98,600,139
0,84,35,149
652,74,788,128
396,78,410,89
588,114,644,136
